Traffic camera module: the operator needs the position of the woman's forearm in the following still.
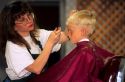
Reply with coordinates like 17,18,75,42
26,41,53,74
26,29,61,74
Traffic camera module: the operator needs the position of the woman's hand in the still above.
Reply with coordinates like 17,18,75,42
59,31,69,43
47,27,61,46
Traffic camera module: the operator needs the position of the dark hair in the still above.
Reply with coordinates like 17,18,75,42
0,1,38,67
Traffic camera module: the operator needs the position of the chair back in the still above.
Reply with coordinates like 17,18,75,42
100,56,125,82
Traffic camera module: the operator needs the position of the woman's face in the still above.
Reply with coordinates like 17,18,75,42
66,23,83,44
14,13,34,36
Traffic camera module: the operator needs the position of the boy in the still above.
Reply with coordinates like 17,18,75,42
29,10,113,82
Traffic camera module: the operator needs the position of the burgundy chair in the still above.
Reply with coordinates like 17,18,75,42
99,56,125,82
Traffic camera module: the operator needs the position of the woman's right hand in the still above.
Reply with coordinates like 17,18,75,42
47,27,61,46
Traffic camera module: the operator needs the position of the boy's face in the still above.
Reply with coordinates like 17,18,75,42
66,23,83,44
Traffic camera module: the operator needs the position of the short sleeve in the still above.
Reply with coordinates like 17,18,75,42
5,41,34,77
38,29,61,52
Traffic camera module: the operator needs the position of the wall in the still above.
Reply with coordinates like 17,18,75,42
60,0,77,57
77,0,125,56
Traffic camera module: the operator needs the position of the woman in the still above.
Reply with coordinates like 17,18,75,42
0,1,67,82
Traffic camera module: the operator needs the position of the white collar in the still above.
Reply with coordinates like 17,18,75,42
78,38,89,42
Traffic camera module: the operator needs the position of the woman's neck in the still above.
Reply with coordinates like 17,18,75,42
18,31,30,37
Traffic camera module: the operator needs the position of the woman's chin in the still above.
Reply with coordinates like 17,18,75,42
29,26,34,31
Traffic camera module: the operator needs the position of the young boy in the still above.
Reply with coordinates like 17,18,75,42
29,10,114,82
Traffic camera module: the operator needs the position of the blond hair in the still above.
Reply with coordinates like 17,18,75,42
66,10,96,35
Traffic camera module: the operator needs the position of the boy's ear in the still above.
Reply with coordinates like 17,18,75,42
81,27,88,36
81,28,85,36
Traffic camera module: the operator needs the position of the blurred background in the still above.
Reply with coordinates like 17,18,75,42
0,0,125,81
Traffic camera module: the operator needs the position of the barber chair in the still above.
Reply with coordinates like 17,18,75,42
99,56,125,82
